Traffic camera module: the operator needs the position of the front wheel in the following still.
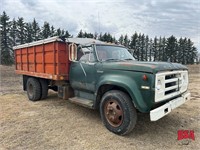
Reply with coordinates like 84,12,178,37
100,90,137,135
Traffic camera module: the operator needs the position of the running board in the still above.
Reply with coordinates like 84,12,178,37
68,97,94,109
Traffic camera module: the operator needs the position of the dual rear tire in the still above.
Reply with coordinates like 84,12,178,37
26,77,48,101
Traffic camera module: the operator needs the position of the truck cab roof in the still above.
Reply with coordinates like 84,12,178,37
66,37,105,45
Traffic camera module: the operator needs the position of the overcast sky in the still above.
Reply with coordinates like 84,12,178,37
1,0,200,51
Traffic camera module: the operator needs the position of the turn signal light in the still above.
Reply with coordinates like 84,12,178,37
142,74,148,81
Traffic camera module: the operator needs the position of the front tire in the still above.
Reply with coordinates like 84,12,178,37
26,77,41,101
100,90,137,135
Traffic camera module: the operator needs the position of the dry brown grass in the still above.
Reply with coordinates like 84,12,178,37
187,64,200,74
0,65,200,150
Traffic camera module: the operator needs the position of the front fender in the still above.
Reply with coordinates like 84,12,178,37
96,74,150,112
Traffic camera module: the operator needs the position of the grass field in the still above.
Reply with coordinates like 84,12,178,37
0,65,199,150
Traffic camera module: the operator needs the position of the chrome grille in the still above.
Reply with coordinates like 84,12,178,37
165,74,179,95
155,70,188,102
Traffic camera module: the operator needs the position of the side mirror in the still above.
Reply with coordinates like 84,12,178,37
69,43,77,61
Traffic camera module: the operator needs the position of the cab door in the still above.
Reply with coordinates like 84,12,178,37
69,45,97,92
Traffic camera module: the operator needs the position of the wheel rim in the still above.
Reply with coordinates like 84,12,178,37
104,99,123,127
28,83,33,98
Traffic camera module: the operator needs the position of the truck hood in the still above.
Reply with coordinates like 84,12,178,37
102,61,188,74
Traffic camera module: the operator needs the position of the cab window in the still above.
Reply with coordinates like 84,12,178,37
77,46,95,62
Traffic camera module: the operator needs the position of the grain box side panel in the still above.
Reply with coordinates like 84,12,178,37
44,42,56,74
27,47,34,72
15,49,22,70
15,40,70,80
57,42,69,76
35,44,43,73
21,47,28,71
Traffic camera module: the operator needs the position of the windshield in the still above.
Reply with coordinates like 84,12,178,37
96,45,135,61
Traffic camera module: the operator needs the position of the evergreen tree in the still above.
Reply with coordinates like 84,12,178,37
98,33,103,41
0,11,13,65
152,36,158,61
41,21,50,39
77,29,84,37
123,34,129,48
158,37,162,61
102,33,108,42
82,32,94,38
10,18,17,46
97,33,115,43
186,39,191,64
88,33,94,38
65,30,71,38
50,25,55,37
32,18,40,41
190,46,198,64
178,38,196,64
94,32,98,39
118,35,124,45
186,39,197,64
130,32,138,58
162,37,166,61
182,38,188,64
83,32,87,38
61,29,65,36
17,17,26,44
178,37,185,64
106,33,113,42
135,33,142,60
100,33,113,42
140,34,145,61
165,35,178,62
149,39,153,61
25,23,33,43
145,35,149,61
56,28,61,36
112,37,117,44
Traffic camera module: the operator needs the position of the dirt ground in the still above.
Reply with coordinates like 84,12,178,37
0,65,199,150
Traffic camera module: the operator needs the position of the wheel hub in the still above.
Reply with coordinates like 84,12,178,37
104,99,123,127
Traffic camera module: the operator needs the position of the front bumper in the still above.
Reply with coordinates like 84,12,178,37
150,92,191,121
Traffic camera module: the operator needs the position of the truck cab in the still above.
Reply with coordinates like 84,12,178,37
14,37,191,135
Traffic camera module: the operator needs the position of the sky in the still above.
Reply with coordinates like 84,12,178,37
1,0,200,51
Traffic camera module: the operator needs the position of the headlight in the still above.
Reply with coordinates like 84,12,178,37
156,79,162,90
183,74,186,81
182,73,188,85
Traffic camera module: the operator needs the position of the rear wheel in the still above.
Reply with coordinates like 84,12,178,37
100,90,137,135
39,79,48,99
27,78,41,101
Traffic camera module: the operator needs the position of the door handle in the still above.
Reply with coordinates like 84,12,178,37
88,62,95,65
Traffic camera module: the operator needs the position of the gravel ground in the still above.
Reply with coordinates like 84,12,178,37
0,65,199,150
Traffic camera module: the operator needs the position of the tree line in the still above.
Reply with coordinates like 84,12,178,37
0,11,199,65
